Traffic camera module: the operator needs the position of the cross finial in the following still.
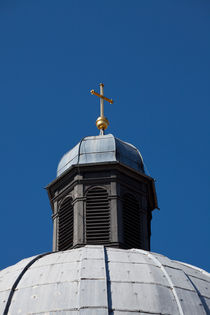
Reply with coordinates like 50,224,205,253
90,83,113,135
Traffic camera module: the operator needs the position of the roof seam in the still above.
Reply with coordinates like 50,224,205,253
22,258,105,269
175,261,209,273
28,306,108,314
186,274,210,283
102,281,196,291
0,280,201,294
106,309,171,315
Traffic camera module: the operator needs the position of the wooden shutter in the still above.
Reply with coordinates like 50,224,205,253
123,193,142,248
86,187,110,244
58,197,74,250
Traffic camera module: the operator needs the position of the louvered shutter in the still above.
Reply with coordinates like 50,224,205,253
58,197,74,250
86,187,110,244
123,193,142,248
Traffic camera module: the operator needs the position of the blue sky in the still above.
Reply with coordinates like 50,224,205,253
0,0,209,272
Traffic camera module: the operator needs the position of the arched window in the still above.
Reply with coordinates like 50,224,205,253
58,197,74,251
86,187,110,244
123,193,142,248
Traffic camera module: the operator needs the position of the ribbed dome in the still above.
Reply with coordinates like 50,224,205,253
1,246,209,314
57,134,144,177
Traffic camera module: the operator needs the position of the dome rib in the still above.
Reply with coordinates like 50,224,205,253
184,272,210,314
147,251,185,315
77,136,86,165
77,246,109,314
104,247,112,313
3,252,50,315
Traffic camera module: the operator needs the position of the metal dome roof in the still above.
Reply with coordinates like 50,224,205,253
1,246,209,314
57,134,145,177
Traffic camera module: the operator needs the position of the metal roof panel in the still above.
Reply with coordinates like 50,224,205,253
57,134,144,177
0,246,209,314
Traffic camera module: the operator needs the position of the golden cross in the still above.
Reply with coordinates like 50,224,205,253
90,83,113,134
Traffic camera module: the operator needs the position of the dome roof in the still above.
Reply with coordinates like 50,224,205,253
57,134,144,177
1,246,209,314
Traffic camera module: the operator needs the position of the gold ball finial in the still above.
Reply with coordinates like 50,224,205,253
96,116,109,130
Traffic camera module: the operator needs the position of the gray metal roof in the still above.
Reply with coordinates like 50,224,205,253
57,134,145,177
0,246,209,314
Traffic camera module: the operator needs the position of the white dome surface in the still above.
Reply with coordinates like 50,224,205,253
0,246,209,315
